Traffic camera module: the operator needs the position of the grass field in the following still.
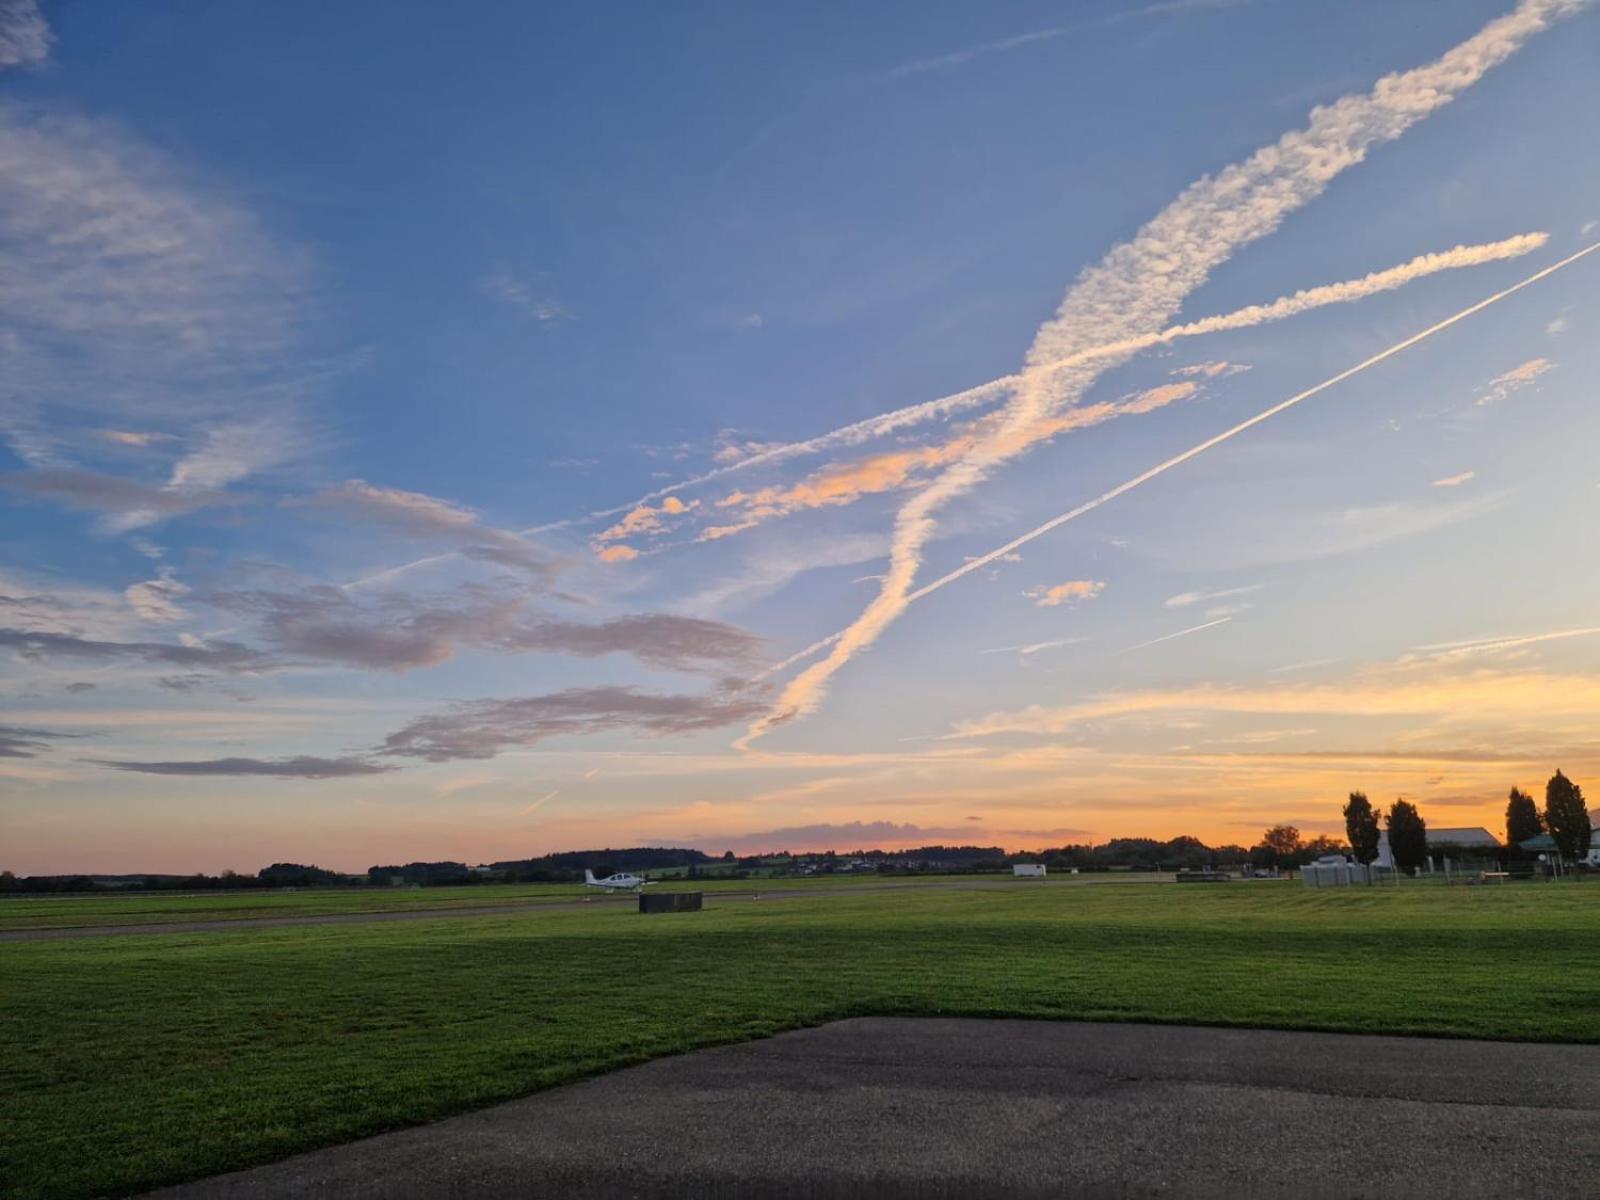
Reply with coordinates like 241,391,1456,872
0,874,948,931
6,880,1599,1198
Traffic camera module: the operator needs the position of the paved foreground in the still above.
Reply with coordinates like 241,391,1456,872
147,1018,1600,1198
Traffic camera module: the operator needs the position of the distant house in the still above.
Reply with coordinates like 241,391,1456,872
1013,863,1047,878
1426,827,1500,850
1376,826,1499,869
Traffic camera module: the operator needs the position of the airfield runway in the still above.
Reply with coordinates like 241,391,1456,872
145,1017,1600,1198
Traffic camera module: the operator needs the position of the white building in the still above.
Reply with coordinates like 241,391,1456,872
1013,863,1047,878
1425,827,1500,850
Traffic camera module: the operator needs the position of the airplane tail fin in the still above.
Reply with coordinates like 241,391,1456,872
584,869,597,884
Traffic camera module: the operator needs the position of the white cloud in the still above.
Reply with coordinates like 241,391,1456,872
482,268,570,322
1475,357,1555,405
124,568,191,623
0,0,51,69
1171,360,1252,379
1024,580,1105,608
1431,470,1476,487
97,430,175,449
0,100,317,494
1165,584,1260,609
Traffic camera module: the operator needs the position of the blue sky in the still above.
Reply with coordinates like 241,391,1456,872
2,0,1598,873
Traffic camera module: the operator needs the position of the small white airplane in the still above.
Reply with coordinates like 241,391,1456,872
584,868,653,892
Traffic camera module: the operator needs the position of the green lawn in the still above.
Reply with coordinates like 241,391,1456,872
0,873,941,931
5,882,1598,1199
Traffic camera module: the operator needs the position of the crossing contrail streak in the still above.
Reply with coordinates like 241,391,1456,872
747,0,1593,747
759,242,1599,687
904,242,1599,602
1120,617,1233,653
753,632,844,681
341,233,1552,592
531,233,1549,535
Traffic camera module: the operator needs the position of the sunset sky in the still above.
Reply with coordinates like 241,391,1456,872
3,0,1598,874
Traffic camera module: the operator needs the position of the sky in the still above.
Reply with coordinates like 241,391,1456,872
2,0,1598,874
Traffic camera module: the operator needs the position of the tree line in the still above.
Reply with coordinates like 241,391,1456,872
1323,769,1591,875
4,776,1589,892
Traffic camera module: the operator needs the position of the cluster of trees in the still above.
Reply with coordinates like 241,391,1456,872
0,864,356,894
1247,826,1350,870
1024,837,1250,872
1326,769,1593,877
490,847,721,882
1505,770,1591,859
8,780,1591,893
1338,793,1429,873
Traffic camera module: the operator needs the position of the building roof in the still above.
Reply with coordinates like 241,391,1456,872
1426,827,1499,847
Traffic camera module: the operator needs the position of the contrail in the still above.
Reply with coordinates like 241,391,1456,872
1412,625,1600,657
905,242,1599,601
982,636,1091,656
532,233,1548,535
743,0,1591,746
1120,617,1232,653
753,632,843,681
761,242,1600,688
339,232,1553,594
521,790,560,815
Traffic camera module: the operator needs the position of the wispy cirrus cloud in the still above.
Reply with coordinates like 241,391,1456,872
747,2,1588,744
949,659,1600,741
379,684,771,762
1165,584,1260,609
91,755,395,779
0,89,320,504
0,723,78,758
1171,360,1250,379
481,268,570,322
305,480,556,579
208,584,765,675
1025,580,1105,608
1432,470,1476,487
0,469,246,528
124,568,190,623
608,382,1200,554
593,495,698,550
0,627,267,671
1475,356,1555,405
567,233,1544,552
0,0,51,69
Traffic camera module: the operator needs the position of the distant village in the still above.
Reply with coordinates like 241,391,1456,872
7,776,1595,894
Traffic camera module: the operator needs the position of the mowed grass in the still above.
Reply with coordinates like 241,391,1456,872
0,874,930,931
5,882,1599,1198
